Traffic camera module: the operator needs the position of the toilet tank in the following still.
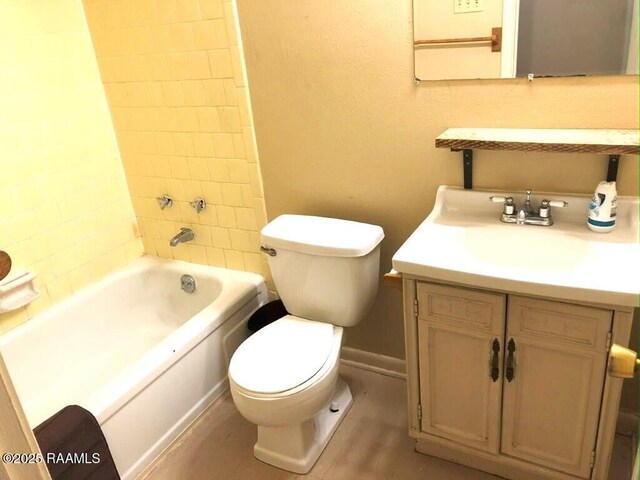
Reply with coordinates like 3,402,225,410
261,215,384,327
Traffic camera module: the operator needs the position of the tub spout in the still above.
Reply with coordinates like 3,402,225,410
170,228,194,247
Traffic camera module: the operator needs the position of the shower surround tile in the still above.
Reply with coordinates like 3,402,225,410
83,0,272,288
0,0,142,334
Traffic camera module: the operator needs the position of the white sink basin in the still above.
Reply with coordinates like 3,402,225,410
392,186,640,306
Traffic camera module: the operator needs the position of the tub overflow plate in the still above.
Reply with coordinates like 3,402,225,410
181,275,196,294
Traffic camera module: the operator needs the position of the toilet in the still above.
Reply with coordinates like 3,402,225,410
228,214,384,473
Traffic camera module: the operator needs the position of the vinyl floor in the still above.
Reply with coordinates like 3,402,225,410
140,365,634,480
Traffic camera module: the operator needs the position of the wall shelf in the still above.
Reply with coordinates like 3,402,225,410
435,128,640,189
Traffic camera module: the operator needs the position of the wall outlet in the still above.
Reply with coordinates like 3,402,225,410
454,0,483,14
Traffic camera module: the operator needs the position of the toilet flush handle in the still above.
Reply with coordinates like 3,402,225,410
260,246,277,257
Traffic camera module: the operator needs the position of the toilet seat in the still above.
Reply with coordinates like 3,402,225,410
229,315,334,395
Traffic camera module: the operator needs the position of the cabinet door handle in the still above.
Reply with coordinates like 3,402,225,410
490,338,500,382
506,338,516,382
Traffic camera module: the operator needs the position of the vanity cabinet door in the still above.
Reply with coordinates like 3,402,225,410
501,296,612,479
416,283,506,454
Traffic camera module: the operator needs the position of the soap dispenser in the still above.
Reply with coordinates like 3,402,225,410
587,181,617,233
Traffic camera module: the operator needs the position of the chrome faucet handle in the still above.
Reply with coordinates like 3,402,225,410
190,197,206,213
504,197,515,214
539,200,551,218
156,194,173,210
490,195,516,215
539,199,568,219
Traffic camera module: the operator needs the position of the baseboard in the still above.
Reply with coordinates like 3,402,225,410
340,347,406,379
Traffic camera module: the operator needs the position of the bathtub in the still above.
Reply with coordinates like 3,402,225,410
0,256,267,480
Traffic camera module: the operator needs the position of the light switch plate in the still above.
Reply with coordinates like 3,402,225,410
454,0,483,14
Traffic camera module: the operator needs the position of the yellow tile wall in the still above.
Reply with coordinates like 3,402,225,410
83,0,271,285
0,1,143,334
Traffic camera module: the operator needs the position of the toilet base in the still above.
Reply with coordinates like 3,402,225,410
253,378,353,474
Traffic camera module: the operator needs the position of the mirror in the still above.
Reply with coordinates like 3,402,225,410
413,0,639,81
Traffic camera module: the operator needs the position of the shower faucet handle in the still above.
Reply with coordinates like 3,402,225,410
190,197,206,213
156,194,173,210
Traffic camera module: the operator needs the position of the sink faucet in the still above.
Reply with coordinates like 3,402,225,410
522,189,535,214
490,189,568,227
169,228,194,247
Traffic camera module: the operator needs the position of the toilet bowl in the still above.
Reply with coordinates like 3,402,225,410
228,215,384,473
229,316,350,473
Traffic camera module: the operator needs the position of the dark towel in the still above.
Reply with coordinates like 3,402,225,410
34,405,120,480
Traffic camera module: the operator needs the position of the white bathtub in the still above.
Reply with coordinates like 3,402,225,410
0,256,267,480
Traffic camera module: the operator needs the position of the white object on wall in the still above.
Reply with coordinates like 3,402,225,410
454,0,484,14
0,270,39,313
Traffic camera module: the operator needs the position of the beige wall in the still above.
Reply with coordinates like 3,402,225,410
414,0,503,80
236,0,639,361
83,0,271,283
0,0,142,335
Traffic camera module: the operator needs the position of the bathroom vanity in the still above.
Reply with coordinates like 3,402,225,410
392,183,640,480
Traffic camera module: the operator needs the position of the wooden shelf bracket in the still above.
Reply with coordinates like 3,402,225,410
462,149,473,189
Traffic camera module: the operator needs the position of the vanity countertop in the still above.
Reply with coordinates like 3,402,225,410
392,186,640,307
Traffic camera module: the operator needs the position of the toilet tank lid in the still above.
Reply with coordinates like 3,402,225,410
261,215,384,257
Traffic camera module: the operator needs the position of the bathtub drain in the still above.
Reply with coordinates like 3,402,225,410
181,275,197,294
